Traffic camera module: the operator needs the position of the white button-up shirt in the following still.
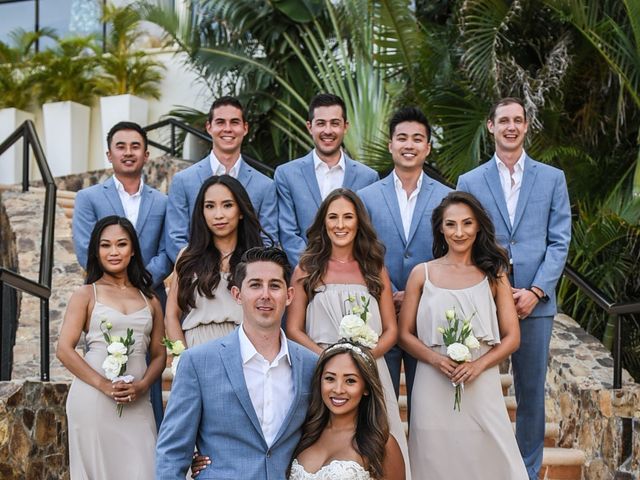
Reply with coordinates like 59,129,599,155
495,151,526,226
313,149,345,200
210,151,242,178
238,325,293,447
113,175,144,227
393,171,422,240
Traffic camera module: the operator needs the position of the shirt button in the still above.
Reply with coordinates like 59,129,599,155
510,240,516,245
266,450,272,458
404,252,410,258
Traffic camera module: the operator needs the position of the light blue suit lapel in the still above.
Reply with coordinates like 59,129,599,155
220,332,266,444
342,154,357,190
483,160,512,233
381,175,407,247
407,173,435,246
272,342,303,446
135,184,154,232
237,159,254,190
103,177,126,217
196,157,213,184
301,154,322,208
511,156,538,233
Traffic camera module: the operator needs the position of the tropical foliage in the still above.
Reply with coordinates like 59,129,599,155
143,0,639,379
95,4,164,99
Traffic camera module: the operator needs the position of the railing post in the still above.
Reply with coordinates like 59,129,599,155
1,281,14,380
170,123,176,156
613,314,622,389
40,298,50,381
22,129,29,192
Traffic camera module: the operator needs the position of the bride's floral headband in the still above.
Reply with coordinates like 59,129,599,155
325,341,374,366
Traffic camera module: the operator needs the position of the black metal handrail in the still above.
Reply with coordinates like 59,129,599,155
0,120,56,382
426,164,639,389
143,118,275,177
562,265,640,388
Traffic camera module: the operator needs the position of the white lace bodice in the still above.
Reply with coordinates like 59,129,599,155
289,459,371,479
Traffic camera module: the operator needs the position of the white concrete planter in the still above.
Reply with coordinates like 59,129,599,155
0,108,35,185
100,94,149,164
42,101,91,176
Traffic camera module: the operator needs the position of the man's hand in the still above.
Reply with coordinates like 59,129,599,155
512,288,539,319
392,291,405,315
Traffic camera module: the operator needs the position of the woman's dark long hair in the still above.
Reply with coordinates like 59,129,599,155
289,342,389,479
85,215,154,298
176,175,265,312
298,189,386,301
431,191,510,283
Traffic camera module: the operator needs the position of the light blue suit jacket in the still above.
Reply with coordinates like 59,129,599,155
358,172,452,291
72,177,172,289
164,157,278,262
275,151,379,266
457,155,571,316
155,330,317,479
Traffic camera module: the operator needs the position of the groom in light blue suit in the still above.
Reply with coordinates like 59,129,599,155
72,121,171,427
358,107,451,407
457,97,571,480
164,97,278,262
156,247,317,479
275,93,378,267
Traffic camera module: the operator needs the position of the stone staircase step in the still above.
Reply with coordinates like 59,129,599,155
505,395,517,422
501,372,513,395
539,448,585,480
511,422,560,448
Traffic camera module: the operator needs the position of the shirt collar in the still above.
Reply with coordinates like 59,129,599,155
210,151,242,177
112,175,144,197
392,170,423,194
313,149,345,172
495,150,526,173
238,325,291,366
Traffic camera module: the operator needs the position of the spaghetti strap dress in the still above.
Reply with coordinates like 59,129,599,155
66,284,157,479
408,263,527,479
305,283,412,480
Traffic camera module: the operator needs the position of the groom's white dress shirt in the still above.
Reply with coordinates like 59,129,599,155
239,325,294,446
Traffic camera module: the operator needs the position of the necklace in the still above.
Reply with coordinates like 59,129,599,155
100,281,130,290
220,250,234,259
330,257,354,264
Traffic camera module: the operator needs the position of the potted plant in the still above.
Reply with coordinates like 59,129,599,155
97,4,164,162
0,29,52,184
34,35,100,176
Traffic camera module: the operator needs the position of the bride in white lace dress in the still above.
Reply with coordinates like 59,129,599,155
288,341,405,480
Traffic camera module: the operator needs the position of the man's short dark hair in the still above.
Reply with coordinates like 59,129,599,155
308,93,347,122
388,107,431,141
207,96,246,123
488,97,527,122
107,121,148,151
234,247,292,288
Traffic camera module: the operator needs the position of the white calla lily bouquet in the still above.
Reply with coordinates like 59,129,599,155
438,307,479,411
100,319,135,417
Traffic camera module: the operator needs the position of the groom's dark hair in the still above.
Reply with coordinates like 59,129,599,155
233,247,292,287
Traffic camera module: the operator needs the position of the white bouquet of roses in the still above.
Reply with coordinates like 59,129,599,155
338,295,379,349
100,319,135,417
437,307,480,411
162,337,186,376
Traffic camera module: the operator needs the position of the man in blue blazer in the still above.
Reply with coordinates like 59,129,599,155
165,96,278,262
358,107,451,407
72,121,171,427
457,97,571,480
275,93,379,266
156,247,317,479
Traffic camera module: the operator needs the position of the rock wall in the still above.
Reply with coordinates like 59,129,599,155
546,314,640,479
1,187,82,381
0,380,70,480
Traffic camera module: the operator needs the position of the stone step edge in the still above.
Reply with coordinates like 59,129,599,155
542,447,586,466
